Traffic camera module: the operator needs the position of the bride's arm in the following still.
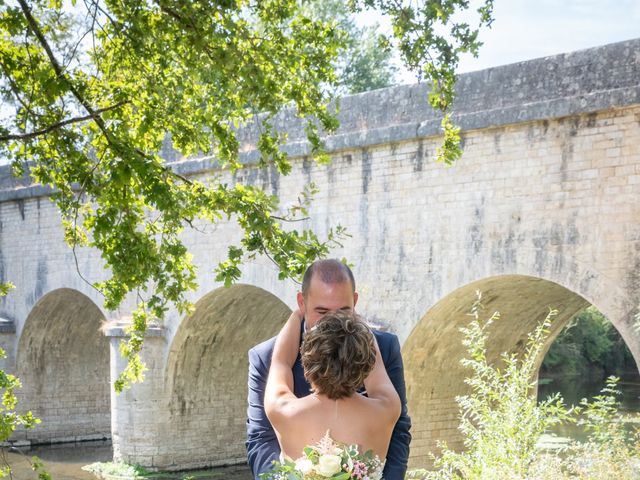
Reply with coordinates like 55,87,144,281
363,337,401,418
264,309,303,421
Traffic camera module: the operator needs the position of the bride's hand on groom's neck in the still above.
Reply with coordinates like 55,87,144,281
287,309,303,325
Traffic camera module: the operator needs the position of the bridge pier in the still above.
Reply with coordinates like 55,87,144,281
0,318,16,372
0,37,639,473
106,323,168,468
105,285,290,471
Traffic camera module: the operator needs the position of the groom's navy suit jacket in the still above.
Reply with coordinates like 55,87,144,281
246,324,412,480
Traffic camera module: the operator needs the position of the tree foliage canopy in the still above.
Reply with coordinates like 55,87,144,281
302,0,397,94
542,307,637,378
0,0,494,389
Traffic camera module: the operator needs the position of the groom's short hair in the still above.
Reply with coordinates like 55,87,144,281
301,259,355,297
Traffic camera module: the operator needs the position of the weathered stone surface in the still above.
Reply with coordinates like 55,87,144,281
12,289,110,444
0,39,639,470
404,275,590,464
111,285,290,470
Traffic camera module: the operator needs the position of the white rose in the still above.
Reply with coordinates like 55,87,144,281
316,454,343,477
295,458,314,474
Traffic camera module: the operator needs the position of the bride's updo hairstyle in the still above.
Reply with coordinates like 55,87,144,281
301,311,375,400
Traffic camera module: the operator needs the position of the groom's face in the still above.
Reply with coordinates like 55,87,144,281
297,276,358,329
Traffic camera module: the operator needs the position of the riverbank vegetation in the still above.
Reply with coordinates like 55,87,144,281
541,306,637,379
407,294,640,480
83,461,249,480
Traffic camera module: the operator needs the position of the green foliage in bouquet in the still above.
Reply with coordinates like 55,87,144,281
260,430,384,479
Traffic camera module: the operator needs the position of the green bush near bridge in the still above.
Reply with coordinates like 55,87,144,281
407,295,640,480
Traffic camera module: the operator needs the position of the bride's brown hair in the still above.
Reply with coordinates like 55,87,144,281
301,312,376,400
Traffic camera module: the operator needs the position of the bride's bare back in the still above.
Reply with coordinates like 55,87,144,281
275,391,397,460
265,310,401,462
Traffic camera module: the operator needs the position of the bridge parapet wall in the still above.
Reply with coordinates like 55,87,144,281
2,38,640,198
0,39,638,468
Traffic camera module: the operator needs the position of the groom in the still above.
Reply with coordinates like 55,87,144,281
246,259,412,479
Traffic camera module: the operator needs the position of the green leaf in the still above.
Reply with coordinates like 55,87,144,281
0,0,494,393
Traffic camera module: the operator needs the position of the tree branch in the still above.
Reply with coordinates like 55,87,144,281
16,1,193,187
0,101,128,141
17,0,112,139
270,215,310,222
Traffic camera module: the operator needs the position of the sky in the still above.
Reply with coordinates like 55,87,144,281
358,0,640,82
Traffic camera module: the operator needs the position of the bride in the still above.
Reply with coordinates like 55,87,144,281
264,309,401,467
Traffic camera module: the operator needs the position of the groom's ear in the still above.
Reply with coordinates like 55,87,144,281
296,291,305,312
353,291,359,308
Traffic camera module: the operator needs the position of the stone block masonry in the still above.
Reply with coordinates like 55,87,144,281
0,38,639,469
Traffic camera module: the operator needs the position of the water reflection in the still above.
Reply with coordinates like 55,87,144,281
538,374,640,410
1,440,252,480
3,440,111,480
538,373,640,441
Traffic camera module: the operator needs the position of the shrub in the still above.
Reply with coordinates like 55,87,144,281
414,292,640,480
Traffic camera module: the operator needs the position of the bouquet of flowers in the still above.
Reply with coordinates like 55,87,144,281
260,431,384,480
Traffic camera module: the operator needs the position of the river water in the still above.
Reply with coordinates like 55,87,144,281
538,373,640,410
4,375,639,479
2,440,252,480
537,372,640,441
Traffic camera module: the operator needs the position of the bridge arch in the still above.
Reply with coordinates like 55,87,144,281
162,284,290,468
402,274,640,467
15,288,110,443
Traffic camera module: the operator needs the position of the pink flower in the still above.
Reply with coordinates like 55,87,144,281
351,460,368,479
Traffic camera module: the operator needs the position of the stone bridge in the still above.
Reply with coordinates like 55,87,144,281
1,38,639,471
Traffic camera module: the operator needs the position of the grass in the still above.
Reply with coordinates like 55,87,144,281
81,461,240,480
